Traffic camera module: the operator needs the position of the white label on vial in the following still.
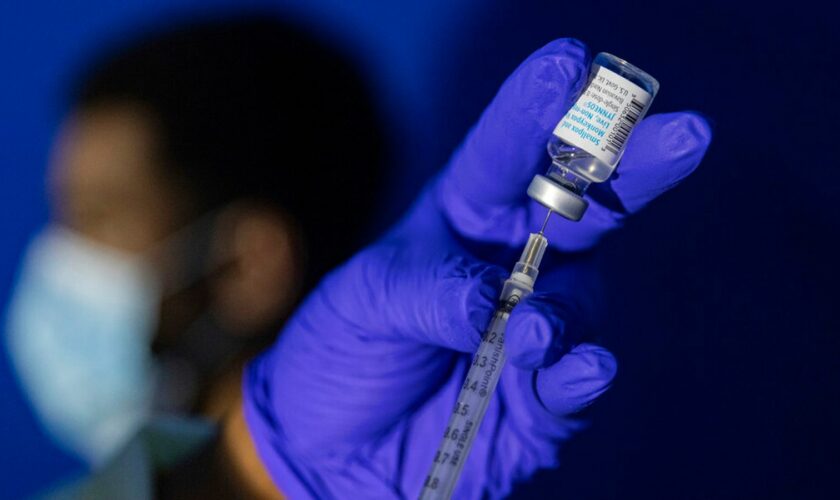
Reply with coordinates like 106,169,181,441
553,64,652,166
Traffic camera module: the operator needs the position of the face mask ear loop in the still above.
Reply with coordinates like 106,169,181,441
170,309,245,377
145,207,234,298
146,204,253,367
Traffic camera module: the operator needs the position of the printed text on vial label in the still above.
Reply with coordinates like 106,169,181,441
554,65,652,166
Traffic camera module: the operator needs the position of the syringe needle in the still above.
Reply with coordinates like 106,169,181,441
538,210,552,235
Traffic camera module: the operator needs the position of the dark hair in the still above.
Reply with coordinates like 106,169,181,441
73,15,384,288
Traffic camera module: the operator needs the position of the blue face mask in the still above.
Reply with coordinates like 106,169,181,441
5,226,160,468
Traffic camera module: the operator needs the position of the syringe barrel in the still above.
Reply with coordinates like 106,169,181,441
419,232,550,500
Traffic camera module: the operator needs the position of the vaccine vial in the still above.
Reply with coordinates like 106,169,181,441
528,52,659,221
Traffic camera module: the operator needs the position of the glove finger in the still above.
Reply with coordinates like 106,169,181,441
505,292,585,370
534,343,617,416
440,38,590,210
542,111,713,251
313,240,506,352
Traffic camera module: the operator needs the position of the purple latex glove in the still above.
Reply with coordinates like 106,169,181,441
244,38,712,499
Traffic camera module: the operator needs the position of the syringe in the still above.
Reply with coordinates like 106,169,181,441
419,51,658,499
419,212,552,500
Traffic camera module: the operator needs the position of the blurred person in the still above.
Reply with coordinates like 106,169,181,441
4,14,383,475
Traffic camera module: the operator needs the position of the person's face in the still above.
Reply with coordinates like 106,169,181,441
49,102,193,254
47,102,301,343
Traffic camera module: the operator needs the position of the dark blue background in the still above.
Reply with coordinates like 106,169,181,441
1,1,837,498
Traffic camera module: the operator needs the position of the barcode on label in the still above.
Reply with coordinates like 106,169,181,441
604,97,644,155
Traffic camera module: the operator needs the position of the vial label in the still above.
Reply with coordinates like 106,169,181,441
553,65,653,167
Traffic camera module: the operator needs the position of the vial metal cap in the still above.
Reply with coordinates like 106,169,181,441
527,175,588,221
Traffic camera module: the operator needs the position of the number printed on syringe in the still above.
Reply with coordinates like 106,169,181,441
420,232,547,500
421,299,516,498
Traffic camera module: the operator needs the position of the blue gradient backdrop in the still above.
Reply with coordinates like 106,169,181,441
1,1,837,498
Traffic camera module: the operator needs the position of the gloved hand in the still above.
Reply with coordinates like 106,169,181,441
244,38,712,499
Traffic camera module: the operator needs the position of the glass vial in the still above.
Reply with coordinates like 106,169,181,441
528,52,659,221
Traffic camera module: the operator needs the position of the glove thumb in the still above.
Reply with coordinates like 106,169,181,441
535,343,617,416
